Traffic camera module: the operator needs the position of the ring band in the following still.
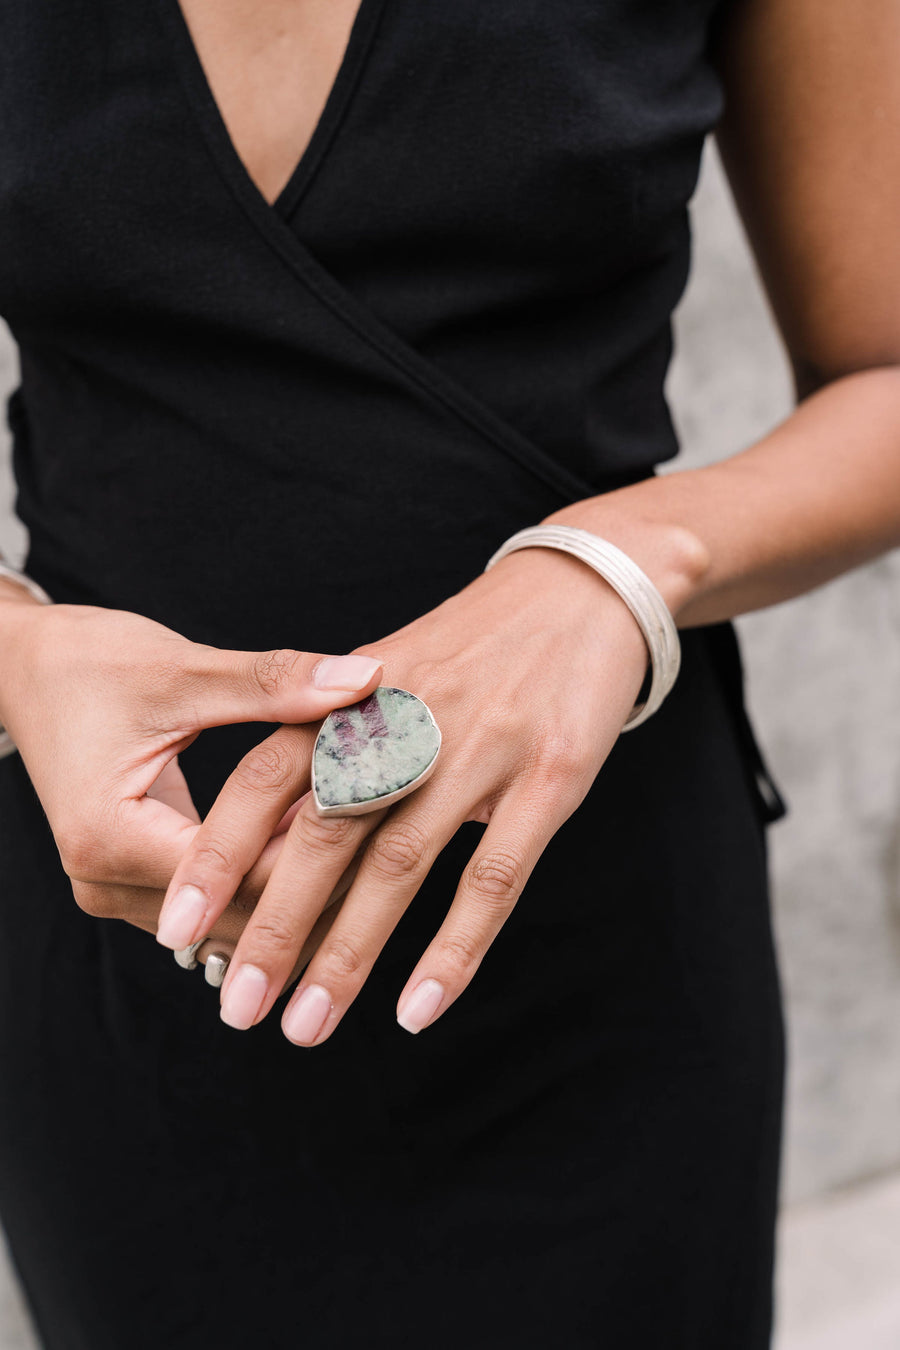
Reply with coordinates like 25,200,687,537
174,941,231,987
174,939,204,971
204,953,230,988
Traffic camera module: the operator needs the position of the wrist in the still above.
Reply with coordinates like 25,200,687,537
0,577,55,743
0,575,54,660
486,523,680,727
0,575,48,609
542,481,711,622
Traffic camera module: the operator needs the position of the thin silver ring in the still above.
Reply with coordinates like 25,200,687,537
174,939,204,971
204,953,230,988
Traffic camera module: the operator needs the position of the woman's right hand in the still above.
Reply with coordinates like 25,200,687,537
0,579,382,949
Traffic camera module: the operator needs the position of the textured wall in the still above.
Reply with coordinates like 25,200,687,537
1,144,899,1205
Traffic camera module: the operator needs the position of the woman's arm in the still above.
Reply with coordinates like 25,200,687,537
160,0,900,1043
548,0,900,625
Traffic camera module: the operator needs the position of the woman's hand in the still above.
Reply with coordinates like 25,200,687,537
160,548,654,1043
0,581,383,949
90,757,366,975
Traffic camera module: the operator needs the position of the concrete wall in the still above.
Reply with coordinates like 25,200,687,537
667,147,900,1204
1,144,899,1206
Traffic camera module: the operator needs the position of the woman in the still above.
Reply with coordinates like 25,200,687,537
0,0,896,1345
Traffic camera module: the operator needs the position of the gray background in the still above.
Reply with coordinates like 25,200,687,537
1,144,899,1345
667,147,900,1207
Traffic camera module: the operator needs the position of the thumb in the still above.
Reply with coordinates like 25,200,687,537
182,647,383,730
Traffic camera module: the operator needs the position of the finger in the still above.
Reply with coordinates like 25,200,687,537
193,892,351,986
272,798,304,836
145,755,202,824
71,880,166,929
237,837,365,918
277,766,475,1047
81,801,359,943
71,881,254,942
217,795,388,1031
156,725,317,951
178,645,383,732
75,849,353,989
393,789,563,1035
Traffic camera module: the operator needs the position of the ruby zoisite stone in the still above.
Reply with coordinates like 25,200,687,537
311,687,441,816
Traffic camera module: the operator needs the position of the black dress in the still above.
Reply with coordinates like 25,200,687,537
0,2,786,1346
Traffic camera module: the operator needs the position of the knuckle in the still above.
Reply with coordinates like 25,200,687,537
236,737,298,794
56,824,109,882
532,727,585,784
465,850,524,909
71,882,118,919
191,839,239,878
368,820,428,881
319,933,366,983
248,914,299,958
292,809,357,852
467,697,509,744
439,930,482,979
252,648,299,699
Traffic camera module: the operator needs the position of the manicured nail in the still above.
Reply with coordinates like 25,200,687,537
220,965,269,1031
314,654,381,691
156,884,209,950
397,979,444,1034
282,985,332,1045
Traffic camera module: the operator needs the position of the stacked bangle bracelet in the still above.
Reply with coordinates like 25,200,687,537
484,524,681,729
0,561,53,759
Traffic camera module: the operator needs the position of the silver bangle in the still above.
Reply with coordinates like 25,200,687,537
0,562,53,759
484,524,681,730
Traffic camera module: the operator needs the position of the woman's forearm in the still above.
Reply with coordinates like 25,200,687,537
0,575,44,610
546,365,900,627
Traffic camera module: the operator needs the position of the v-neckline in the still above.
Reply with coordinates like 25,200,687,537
153,0,600,507
160,0,386,221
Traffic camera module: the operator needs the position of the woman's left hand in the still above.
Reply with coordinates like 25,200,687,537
158,547,651,1043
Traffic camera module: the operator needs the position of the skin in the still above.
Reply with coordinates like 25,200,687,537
1,0,899,1042
0,592,383,969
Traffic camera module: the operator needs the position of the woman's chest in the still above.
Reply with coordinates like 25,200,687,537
0,0,725,334
174,0,364,206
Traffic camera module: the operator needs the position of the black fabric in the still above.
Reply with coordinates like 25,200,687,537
0,2,785,1346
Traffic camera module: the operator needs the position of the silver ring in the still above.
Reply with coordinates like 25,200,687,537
174,939,204,971
174,941,231,987
204,953,230,988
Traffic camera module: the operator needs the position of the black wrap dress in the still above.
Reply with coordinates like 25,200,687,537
0,2,786,1346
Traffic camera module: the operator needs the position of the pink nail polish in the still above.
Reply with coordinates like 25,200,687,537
314,654,381,691
156,884,208,950
282,985,332,1045
397,979,444,1034
220,965,269,1031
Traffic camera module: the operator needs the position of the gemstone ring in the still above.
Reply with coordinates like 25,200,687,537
311,687,441,818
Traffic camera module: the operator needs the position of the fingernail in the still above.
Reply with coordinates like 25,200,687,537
156,884,209,950
314,654,381,691
282,985,332,1045
397,979,444,1035
220,965,269,1031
